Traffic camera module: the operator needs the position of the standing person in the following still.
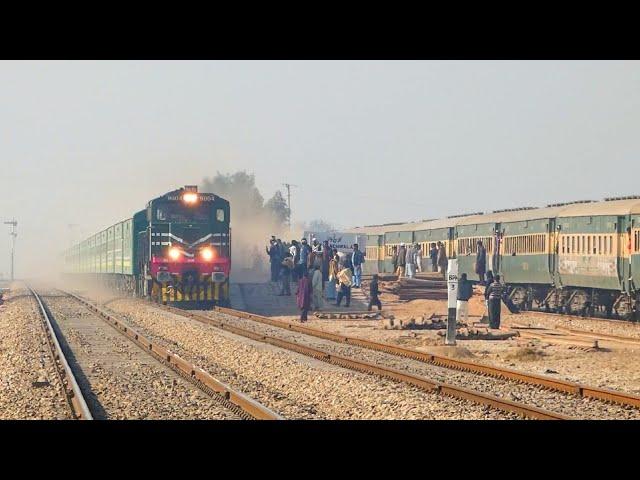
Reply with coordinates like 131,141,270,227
367,274,382,311
405,243,416,279
278,253,293,296
391,246,398,274
415,244,423,273
309,237,322,269
298,238,310,278
311,265,323,311
325,251,339,300
266,240,280,282
456,273,472,324
321,240,331,283
429,243,438,272
289,240,300,282
336,258,353,307
476,241,487,285
437,242,448,279
396,243,407,278
276,239,285,262
484,270,494,319
296,271,313,322
486,274,505,329
351,244,365,288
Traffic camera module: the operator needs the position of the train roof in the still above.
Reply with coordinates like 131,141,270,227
345,197,640,235
557,198,640,217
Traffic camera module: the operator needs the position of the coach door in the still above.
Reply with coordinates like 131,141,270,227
619,216,631,293
548,218,558,285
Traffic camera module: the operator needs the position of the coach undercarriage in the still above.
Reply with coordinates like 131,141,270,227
508,284,639,321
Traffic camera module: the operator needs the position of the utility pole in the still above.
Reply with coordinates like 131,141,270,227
4,219,17,282
282,183,298,231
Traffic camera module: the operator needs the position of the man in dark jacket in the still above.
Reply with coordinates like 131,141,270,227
351,243,365,287
367,274,382,311
429,243,438,272
266,240,280,282
486,274,505,329
456,273,473,324
437,242,448,279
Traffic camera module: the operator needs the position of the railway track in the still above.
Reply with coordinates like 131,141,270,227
29,287,281,420
28,286,92,420
205,305,640,413
85,295,578,419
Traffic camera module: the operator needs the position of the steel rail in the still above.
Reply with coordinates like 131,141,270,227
554,326,640,345
525,309,640,327
204,306,640,409
27,286,93,420
64,291,282,420
134,304,570,419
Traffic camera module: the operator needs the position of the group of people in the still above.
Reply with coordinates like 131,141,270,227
391,241,449,279
266,236,372,321
267,236,503,327
455,268,505,329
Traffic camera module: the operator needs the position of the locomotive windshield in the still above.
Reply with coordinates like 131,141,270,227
154,202,213,223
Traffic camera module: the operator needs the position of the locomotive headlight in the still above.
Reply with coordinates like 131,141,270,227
183,192,198,204
201,247,214,261
168,247,181,260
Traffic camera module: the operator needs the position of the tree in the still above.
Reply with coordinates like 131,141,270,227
201,171,265,222
264,190,290,226
306,219,335,232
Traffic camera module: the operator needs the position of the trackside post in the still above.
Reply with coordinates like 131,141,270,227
446,259,458,346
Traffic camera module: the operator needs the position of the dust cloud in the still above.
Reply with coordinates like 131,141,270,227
200,171,297,283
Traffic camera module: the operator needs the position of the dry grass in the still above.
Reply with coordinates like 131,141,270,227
504,347,546,362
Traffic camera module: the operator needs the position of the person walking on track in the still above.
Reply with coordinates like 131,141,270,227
297,270,313,322
368,274,382,311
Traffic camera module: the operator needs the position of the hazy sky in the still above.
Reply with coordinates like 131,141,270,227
1,60,639,276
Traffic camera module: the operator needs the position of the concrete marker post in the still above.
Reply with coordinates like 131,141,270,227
446,259,458,346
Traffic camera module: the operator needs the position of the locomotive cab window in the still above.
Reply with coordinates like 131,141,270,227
216,208,225,222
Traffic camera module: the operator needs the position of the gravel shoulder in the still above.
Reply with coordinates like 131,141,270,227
0,287,71,419
104,298,517,420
